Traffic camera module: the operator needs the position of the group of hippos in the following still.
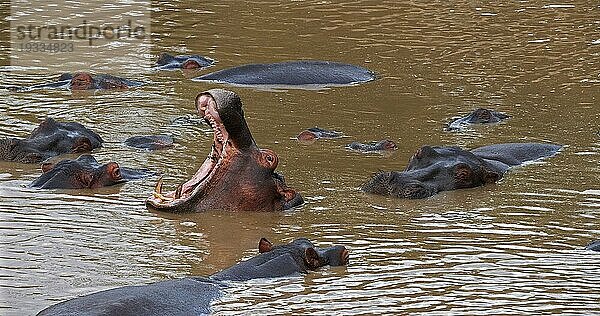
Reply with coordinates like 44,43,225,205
4,53,599,315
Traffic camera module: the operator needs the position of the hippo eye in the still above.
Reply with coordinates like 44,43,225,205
266,155,274,163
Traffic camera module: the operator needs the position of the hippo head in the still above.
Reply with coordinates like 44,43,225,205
30,155,152,189
155,53,214,70
258,238,350,269
69,72,95,90
211,237,349,282
362,145,501,199
0,118,102,164
376,139,398,151
467,108,510,124
146,89,303,212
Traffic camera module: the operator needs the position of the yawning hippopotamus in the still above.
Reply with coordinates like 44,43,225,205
193,60,376,88
154,53,215,70
446,108,510,131
0,118,103,163
17,72,144,91
37,237,349,316
362,143,561,199
146,89,303,212
29,155,153,189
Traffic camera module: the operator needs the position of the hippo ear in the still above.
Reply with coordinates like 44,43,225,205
304,248,321,270
106,162,122,181
258,238,273,253
41,162,55,173
484,170,501,184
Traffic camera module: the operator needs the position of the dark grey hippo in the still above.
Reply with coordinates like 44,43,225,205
154,53,215,70
30,155,153,189
446,108,510,131
124,135,174,150
193,60,376,88
346,139,398,153
15,73,144,91
37,237,349,316
362,143,562,199
0,118,103,163
585,240,600,251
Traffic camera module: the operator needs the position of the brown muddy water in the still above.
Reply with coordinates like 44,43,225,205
1,1,599,315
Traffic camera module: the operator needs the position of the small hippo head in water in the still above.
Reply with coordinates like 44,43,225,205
30,155,153,189
146,89,303,212
0,118,103,164
155,53,215,70
362,143,561,199
446,108,510,131
211,237,350,281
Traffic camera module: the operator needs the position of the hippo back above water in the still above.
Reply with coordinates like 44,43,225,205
193,60,376,88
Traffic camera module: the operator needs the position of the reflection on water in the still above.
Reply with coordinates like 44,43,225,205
1,0,599,315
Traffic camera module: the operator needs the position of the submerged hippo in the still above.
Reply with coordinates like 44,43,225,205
0,118,102,163
124,135,174,150
17,72,144,91
193,60,376,88
585,240,600,251
146,89,303,212
346,139,398,153
154,53,215,70
296,127,344,144
446,108,510,131
362,143,562,199
29,155,153,189
37,237,349,316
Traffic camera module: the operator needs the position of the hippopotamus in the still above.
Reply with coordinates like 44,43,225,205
346,139,398,153
124,135,174,150
362,143,562,199
296,127,344,144
17,72,144,91
192,61,376,88
37,237,349,316
154,53,215,70
0,118,103,163
585,240,600,251
446,108,510,131
30,155,153,189
146,89,303,212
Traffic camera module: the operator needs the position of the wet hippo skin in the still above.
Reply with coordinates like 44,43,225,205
362,143,562,199
17,72,144,91
36,238,349,316
446,108,510,131
124,135,174,150
29,155,153,189
585,240,600,251
193,60,376,87
296,127,343,144
154,53,215,70
346,139,398,153
0,118,103,164
146,89,303,212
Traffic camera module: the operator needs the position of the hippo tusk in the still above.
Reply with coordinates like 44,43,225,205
174,184,182,199
152,176,167,201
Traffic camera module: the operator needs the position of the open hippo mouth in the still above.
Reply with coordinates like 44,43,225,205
146,89,303,212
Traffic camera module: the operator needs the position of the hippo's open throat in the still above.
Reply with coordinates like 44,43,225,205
149,97,232,206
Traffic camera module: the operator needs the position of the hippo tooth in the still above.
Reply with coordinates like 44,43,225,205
174,184,182,199
154,176,163,195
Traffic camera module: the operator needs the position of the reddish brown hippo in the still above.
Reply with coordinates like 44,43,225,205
146,89,303,212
